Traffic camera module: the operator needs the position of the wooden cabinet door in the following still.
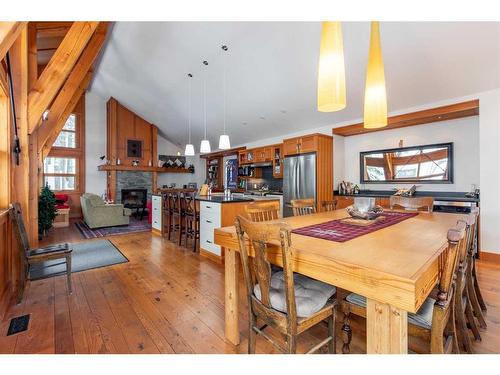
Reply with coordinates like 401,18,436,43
272,145,283,178
246,150,254,163
239,151,248,165
336,197,354,209
299,135,317,153
283,138,299,156
253,148,263,163
263,147,272,161
376,198,390,208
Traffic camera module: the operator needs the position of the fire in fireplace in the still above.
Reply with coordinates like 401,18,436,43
121,188,148,220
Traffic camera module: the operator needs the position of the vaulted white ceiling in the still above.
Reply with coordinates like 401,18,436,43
90,22,500,148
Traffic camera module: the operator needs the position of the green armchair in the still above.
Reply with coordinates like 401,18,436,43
80,193,132,229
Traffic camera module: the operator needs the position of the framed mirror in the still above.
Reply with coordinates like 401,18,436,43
360,142,453,184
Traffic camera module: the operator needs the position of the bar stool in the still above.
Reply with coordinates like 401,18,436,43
182,191,199,252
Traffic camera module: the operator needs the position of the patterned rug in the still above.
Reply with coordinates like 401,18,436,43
29,239,128,279
75,216,152,239
292,211,418,243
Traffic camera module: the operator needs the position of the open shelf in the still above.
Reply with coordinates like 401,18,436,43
97,165,192,173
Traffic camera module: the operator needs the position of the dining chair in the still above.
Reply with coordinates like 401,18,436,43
465,208,487,327
389,196,434,212
10,202,73,303
291,198,316,216
321,200,337,212
454,211,483,353
245,201,280,222
341,221,465,354
235,214,338,354
182,191,199,252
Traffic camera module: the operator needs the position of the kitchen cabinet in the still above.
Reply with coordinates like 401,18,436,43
151,195,162,235
336,196,354,209
272,144,283,178
283,134,321,156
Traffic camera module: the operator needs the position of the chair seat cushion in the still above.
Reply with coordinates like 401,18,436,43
345,293,435,329
254,271,336,318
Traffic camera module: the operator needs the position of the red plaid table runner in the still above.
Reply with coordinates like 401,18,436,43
291,211,418,243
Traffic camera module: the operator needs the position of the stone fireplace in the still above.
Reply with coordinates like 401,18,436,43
116,171,152,203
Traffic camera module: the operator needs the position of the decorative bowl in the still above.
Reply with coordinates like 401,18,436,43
346,205,384,220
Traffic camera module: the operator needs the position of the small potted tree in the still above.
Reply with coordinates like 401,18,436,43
38,184,57,239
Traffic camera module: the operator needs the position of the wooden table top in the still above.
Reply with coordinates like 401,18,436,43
214,209,466,313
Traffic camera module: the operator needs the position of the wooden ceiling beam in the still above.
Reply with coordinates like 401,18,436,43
37,23,108,153
0,22,27,61
28,21,99,134
332,99,479,137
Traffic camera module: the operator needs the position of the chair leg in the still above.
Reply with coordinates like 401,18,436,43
17,263,27,304
341,308,352,354
467,274,487,329
66,254,73,294
178,215,184,246
193,219,199,252
455,294,474,353
465,297,481,341
328,309,336,354
248,315,256,354
167,213,172,240
472,263,487,311
286,334,297,354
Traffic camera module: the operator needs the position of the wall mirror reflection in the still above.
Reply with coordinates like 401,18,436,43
360,143,453,183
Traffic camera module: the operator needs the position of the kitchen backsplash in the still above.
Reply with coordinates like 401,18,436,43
245,166,283,191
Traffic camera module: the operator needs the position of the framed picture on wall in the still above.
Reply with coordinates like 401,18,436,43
127,140,143,158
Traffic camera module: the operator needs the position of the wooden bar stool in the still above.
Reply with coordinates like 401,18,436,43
182,191,199,252
341,222,465,354
291,198,316,216
245,201,280,222
235,214,337,354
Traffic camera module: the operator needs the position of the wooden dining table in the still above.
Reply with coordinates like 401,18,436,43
214,209,465,354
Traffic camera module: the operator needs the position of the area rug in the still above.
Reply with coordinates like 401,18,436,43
75,216,151,239
291,211,418,243
29,239,128,279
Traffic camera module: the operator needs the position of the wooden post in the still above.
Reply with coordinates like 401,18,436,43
224,247,240,345
366,298,408,354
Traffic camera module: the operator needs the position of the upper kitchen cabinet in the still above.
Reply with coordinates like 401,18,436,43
283,134,322,156
272,144,283,178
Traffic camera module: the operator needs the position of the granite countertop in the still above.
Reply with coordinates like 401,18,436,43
195,195,254,203
334,190,479,203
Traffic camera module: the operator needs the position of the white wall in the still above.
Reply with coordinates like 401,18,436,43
478,89,500,254
343,117,479,192
85,90,206,195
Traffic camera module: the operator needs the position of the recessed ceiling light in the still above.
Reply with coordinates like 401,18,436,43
259,116,265,120
242,121,248,126
280,110,287,114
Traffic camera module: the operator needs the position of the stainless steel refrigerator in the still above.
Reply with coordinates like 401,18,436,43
283,153,316,217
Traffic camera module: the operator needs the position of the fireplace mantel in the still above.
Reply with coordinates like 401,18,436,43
98,164,191,173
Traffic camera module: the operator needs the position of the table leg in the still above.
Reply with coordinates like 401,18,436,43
225,247,240,345
366,298,408,354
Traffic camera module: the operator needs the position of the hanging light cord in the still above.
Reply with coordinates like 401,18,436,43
187,73,192,144
223,46,227,135
203,61,208,140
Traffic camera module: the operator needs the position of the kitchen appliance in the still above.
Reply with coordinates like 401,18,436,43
283,153,316,217
433,200,474,214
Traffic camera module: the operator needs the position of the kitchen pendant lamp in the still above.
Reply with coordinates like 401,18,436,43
363,21,388,129
200,60,211,154
184,73,195,156
317,21,346,112
218,45,231,150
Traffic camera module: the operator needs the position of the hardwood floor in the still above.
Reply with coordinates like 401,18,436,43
0,221,499,354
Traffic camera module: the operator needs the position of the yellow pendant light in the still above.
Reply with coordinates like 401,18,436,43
363,21,387,128
317,21,346,112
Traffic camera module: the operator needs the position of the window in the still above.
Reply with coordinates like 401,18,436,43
53,114,76,148
43,157,77,191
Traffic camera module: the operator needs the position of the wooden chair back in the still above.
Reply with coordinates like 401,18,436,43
245,201,280,222
235,215,298,329
321,200,337,212
10,203,31,257
437,221,466,307
291,198,316,216
167,192,181,214
182,191,198,217
389,196,434,213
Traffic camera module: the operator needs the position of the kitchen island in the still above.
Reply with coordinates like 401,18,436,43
196,194,280,263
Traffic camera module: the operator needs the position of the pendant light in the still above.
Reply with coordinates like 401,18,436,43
363,21,387,129
200,60,211,154
317,22,346,112
184,73,195,156
218,45,231,150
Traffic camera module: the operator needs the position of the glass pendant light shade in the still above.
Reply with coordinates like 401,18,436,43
317,22,346,112
184,144,195,156
200,139,211,154
363,21,387,129
218,134,231,150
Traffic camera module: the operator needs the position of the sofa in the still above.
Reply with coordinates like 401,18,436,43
80,193,132,229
